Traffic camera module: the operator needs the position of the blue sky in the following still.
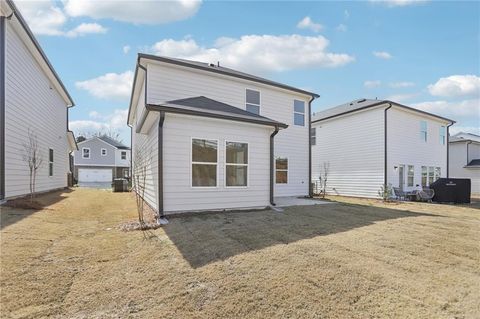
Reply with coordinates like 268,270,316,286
17,0,480,144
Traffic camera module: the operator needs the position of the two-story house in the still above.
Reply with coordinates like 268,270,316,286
0,0,77,201
311,99,455,198
448,132,480,196
73,136,130,186
127,54,318,214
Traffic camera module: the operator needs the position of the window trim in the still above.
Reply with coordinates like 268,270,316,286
439,125,446,145
225,140,249,188
121,151,127,160
407,165,414,187
48,148,54,177
293,99,306,126
82,147,90,159
275,156,289,185
190,137,219,189
101,148,107,156
310,127,316,146
420,120,428,142
245,88,261,115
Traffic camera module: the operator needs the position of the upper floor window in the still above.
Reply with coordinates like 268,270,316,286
82,148,90,159
420,121,427,142
439,126,446,145
246,89,260,115
192,138,218,187
225,142,248,187
294,100,305,126
310,128,316,145
101,148,107,156
121,151,127,160
49,149,54,177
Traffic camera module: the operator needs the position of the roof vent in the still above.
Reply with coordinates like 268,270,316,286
209,63,215,67
357,98,367,103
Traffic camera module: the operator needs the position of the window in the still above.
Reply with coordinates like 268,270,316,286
82,147,90,159
275,157,288,184
225,142,248,187
294,100,305,126
192,138,218,187
428,166,435,185
246,89,260,114
310,128,316,146
123,169,129,178
407,165,414,187
49,148,54,177
121,151,127,160
420,121,427,142
434,167,441,181
101,148,107,156
421,166,427,187
439,126,446,145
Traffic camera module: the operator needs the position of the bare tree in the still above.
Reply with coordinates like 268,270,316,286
319,161,330,199
77,129,123,144
22,129,43,201
132,147,151,229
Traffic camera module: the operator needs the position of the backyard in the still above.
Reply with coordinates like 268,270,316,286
0,188,479,318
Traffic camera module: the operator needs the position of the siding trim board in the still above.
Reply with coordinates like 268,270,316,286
446,122,454,177
270,126,279,205
384,103,392,187
158,111,165,217
0,16,5,200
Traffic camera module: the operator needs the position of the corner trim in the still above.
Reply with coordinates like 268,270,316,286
270,126,279,206
384,103,392,187
158,111,165,216
0,16,5,200
446,122,454,177
308,95,316,197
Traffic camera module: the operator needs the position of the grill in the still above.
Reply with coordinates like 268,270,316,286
430,178,471,204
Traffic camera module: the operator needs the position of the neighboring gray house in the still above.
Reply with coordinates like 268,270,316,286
73,136,130,184
449,132,480,196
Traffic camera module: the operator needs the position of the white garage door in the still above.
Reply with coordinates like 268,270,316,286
78,168,112,182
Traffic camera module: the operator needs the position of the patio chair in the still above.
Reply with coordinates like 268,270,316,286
393,187,407,201
417,187,435,202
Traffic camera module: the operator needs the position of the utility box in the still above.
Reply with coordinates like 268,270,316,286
112,178,128,192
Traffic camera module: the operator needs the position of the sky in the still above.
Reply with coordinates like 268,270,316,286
15,0,480,145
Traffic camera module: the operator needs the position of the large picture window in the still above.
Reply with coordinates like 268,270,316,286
294,100,305,126
192,138,218,187
246,89,260,114
225,142,248,187
422,165,441,187
275,157,288,184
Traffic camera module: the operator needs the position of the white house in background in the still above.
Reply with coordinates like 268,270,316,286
0,0,77,201
448,132,480,196
72,136,131,185
311,99,455,198
127,54,318,214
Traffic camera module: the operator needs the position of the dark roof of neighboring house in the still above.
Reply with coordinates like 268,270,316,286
147,96,288,128
312,98,455,123
97,136,130,149
138,53,319,98
466,159,480,167
5,0,74,106
450,132,480,143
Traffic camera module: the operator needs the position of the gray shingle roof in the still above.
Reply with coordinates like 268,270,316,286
467,159,480,167
149,96,287,128
312,98,455,123
98,136,129,149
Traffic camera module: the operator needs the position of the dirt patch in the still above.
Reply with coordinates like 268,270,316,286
1,189,479,318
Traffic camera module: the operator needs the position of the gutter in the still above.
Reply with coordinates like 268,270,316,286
270,126,279,206
0,16,5,200
158,111,166,218
446,122,454,177
384,103,392,187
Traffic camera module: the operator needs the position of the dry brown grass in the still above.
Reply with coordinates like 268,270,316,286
1,189,479,318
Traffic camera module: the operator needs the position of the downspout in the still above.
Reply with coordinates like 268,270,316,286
384,103,392,187
308,95,316,198
158,111,166,217
446,122,454,177
270,126,279,206
0,16,5,201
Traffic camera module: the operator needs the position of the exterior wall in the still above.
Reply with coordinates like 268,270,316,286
73,138,117,166
387,107,449,192
145,62,310,197
4,23,69,198
449,142,480,195
114,149,130,167
311,106,385,198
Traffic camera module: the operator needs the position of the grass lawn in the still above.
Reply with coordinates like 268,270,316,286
1,188,479,318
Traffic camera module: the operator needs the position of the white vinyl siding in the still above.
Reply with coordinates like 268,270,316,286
4,23,69,198
448,141,480,196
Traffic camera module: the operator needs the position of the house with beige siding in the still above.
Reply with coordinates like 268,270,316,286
0,0,76,201
311,99,455,198
127,54,318,214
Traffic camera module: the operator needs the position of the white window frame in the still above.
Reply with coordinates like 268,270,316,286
293,99,305,126
310,127,316,146
190,137,219,189
245,88,261,115
225,140,249,188
407,165,414,187
82,147,90,159
48,148,54,177
275,157,289,184
420,121,428,142
439,126,446,145
101,148,107,156
121,151,127,160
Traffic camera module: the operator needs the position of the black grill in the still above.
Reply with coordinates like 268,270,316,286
430,178,471,204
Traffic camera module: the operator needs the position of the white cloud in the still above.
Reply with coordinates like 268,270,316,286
373,51,393,59
70,109,129,140
344,10,350,19
427,75,480,98
364,80,381,88
88,111,100,119
123,45,131,54
386,93,418,102
65,23,107,37
297,16,323,33
63,0,202,25
76,71,134,101
389,81,415,88
370,0,428,7
450,125,480,135
336,24,348,32
148,35,354,73
411,99,479,119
